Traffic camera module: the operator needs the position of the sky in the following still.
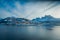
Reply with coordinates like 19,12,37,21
0,0,60,19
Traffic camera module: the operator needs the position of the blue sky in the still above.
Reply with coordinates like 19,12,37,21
0,0,60,19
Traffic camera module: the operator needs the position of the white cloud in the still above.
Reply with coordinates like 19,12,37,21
0,1,60,19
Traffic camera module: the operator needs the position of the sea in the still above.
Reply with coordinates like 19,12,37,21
0,24,60,40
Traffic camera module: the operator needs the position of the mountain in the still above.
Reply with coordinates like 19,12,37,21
0,17,31,24
16,18,29,22
32,17,41,23
0,18,2,23
0,18,2,20
0,17,16,24
32,15,55,22
40,15,55,21
0,15,60,25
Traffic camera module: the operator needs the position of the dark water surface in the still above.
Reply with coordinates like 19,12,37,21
0,24,60,40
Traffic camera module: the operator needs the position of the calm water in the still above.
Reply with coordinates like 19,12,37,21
0,24,60,40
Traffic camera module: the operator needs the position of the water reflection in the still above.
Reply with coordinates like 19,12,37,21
0,24,60,40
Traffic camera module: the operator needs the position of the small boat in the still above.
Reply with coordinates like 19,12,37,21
47,28,53,30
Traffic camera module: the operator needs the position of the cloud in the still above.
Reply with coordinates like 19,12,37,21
24,1,60,19
0,1,60,19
